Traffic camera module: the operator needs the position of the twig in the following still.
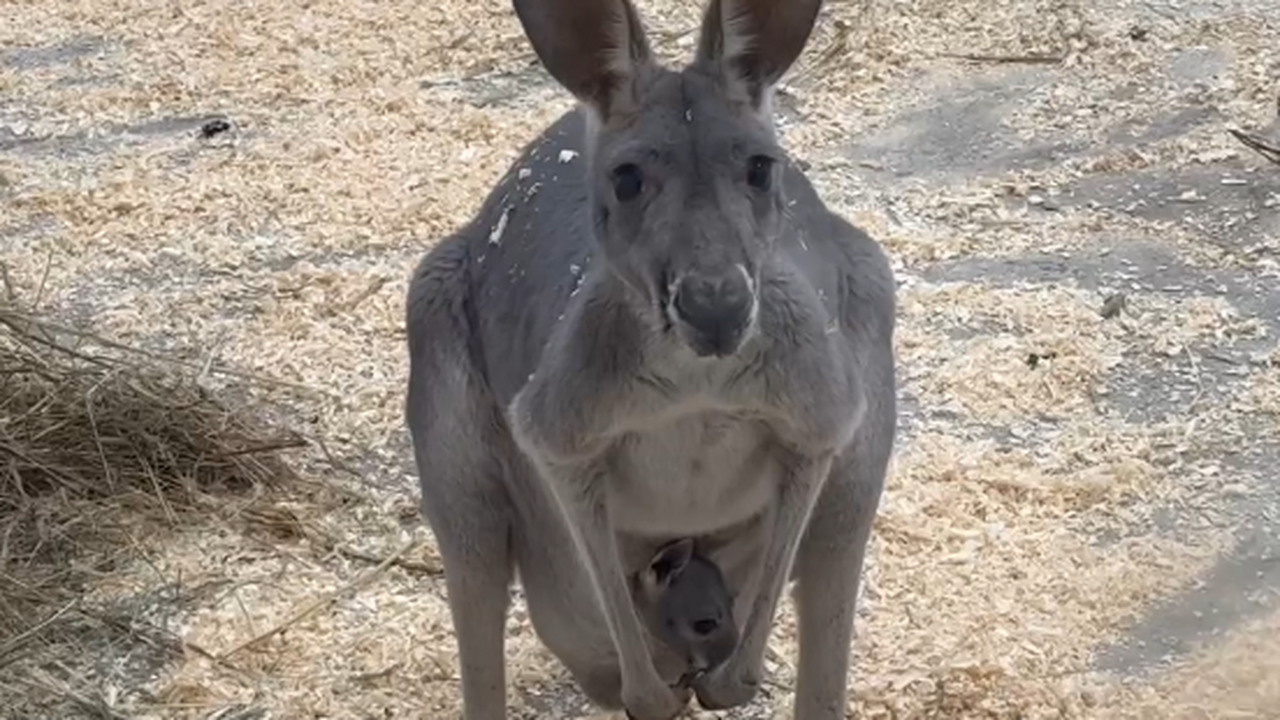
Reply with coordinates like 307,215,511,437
205,706,267,720
309,433,362,480
0,439,82,487
23,664,132,720
0,261,16,305
217,539,418,659
334,544,443,576
1140,0,1178,21
653,27,698,46
0,597,78,667
349,661,404,684
77,608,183,660
31,247,55,314
1227,128,1280,166
78,607,248,677
0,313,116,370
219,438,308,458
940,52,1064,65
1201,350,1274,368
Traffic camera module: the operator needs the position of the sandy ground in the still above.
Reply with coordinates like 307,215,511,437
2,0,1279,717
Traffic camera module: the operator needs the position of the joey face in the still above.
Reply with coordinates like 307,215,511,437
634,539,740,673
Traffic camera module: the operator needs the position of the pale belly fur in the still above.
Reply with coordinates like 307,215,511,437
606,411,780,537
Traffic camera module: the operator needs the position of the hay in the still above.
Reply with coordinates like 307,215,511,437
0,272,307,713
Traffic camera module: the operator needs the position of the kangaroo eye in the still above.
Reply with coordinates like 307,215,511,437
746,155,773,191
612,163,644,202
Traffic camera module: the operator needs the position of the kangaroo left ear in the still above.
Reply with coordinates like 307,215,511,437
692,0,824,112
512,0,657,123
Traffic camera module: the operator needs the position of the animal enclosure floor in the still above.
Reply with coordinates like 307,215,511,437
2,0,1279,718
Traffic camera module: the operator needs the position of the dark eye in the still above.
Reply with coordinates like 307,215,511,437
612,163,644,202
746,155,773,191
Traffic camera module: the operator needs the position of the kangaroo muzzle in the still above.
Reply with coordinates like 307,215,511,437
670,266,757,357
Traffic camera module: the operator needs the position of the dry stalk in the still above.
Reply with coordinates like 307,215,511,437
216,539,418,660
1227,128,1280,166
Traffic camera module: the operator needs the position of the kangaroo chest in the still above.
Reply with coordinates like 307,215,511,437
606,413,782,537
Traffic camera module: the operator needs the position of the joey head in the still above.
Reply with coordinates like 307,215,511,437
632,538,738,686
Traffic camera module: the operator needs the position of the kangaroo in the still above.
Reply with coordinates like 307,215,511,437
631,538,738,687
403,0,898,718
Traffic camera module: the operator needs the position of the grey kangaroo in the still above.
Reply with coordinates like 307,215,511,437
403,0,897,717
631,538,738,687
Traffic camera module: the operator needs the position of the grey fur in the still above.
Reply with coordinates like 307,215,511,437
631,538,738,684
403,0,896,718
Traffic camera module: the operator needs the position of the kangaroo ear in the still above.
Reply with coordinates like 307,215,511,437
645,538,694,590
693,0,823,111
512,0,656,121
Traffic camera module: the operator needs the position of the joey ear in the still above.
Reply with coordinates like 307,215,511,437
648,538,695,589
693,0,824,110
512,0,655,121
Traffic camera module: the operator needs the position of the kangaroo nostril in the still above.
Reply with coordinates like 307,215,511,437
692,618,719,636
671,279,703,322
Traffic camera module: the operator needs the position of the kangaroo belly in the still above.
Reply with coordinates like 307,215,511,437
606,414,779,537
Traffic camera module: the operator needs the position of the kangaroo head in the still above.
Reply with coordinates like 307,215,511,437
513,0,824,358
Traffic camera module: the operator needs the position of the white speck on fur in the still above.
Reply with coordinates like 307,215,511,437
488,206,511,244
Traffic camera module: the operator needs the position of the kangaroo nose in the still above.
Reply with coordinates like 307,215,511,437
672,271,754,356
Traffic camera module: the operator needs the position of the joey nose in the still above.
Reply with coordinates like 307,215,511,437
692,617,720,637
672,272,754,356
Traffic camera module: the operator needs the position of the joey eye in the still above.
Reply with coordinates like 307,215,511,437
612,163,644,202
746,155,774,191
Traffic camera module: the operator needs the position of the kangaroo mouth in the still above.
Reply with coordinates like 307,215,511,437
674,668,706,690
656,268,675,333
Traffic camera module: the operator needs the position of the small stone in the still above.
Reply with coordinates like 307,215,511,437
199,118,232,138
1100,293,1127,319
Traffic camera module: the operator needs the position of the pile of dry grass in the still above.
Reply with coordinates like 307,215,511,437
0,268,308,710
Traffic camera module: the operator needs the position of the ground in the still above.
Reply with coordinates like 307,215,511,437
1,0,1279,718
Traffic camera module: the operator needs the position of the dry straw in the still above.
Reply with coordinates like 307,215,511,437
0,265,305,711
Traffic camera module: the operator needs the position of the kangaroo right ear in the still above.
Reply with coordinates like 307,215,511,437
646,538,695,590
512,0,655,121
